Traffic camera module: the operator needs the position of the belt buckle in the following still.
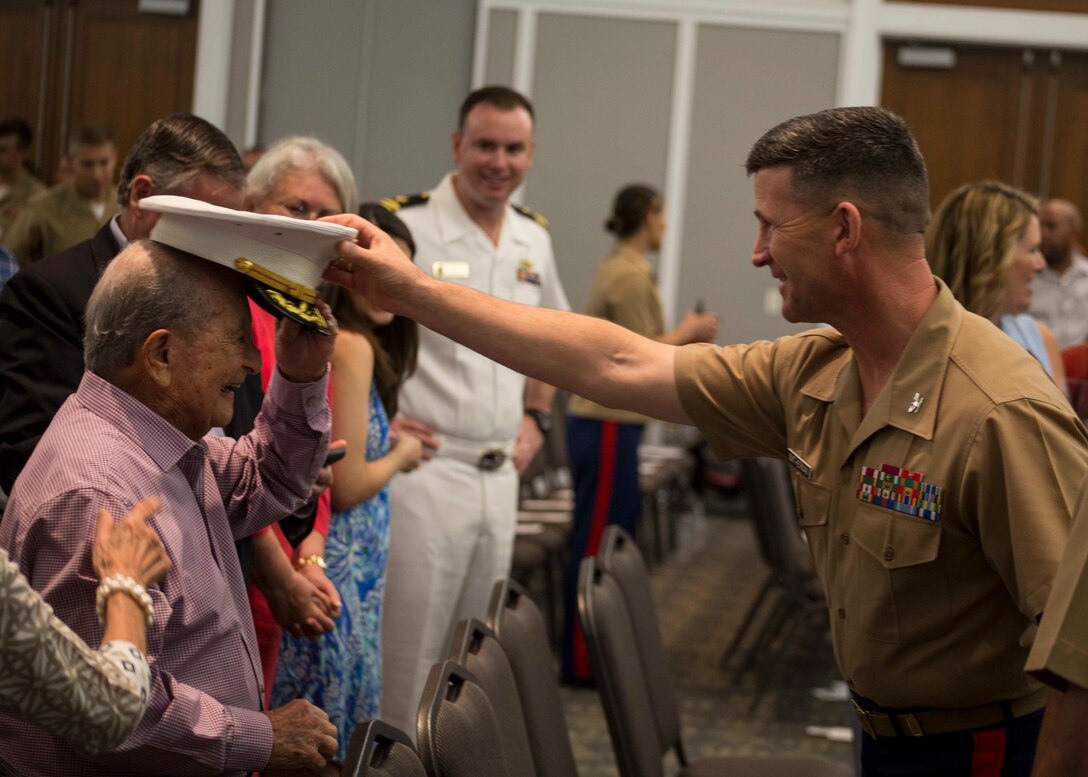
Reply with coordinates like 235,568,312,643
852,700,878,739
477,449,506,471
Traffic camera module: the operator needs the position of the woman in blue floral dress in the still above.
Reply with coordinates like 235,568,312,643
274,204,422,761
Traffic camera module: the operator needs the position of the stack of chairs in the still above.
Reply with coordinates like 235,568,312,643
578,525,849,777
637,443,695,563
511,392,575,644
360,563,844,776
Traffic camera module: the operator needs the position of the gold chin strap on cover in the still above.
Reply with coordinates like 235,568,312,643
234,258,319,303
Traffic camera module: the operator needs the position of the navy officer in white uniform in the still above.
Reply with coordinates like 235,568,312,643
377,85,570,735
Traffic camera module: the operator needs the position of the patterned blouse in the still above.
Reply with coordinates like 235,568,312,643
0,547,150,754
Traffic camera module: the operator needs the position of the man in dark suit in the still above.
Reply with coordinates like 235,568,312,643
0,115,335,637
0,114,250,492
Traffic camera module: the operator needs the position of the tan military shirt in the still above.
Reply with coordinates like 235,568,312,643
1026,481,1088,690
0,172,46,241
676,279,1088,709
2,180,118,265
569,245,665,425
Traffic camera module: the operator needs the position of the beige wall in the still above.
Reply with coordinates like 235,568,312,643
680,25,841,344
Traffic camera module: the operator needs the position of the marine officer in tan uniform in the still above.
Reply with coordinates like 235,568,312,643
325,105,1088,776
2,126,118,265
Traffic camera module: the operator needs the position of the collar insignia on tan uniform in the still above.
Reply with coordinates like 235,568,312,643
907,392,924,414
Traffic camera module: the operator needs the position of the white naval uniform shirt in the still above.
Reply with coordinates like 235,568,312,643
396,173,571,444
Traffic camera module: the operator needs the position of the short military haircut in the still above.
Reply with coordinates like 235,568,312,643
457,86,535,130
84,240,227,378
0,117,33,149
117,113,245,208
67,124,114,153
746,106,930,237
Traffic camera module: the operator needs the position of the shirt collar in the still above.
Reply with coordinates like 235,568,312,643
75,371,202,473
109,214,128,250
799,278,961,456
432,171,531,248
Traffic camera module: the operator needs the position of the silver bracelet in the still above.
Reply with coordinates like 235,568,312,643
96,574,154,628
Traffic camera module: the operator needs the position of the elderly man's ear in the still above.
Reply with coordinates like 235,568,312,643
140,328,177,387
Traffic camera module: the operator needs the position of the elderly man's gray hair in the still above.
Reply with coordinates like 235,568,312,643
84,240,221,378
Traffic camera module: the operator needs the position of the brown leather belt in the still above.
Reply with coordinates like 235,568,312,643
852,687,1048,738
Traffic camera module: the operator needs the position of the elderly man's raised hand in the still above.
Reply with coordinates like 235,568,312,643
275,299,337,384
320,213,427,317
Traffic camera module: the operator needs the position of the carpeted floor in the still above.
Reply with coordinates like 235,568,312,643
560,505,857,776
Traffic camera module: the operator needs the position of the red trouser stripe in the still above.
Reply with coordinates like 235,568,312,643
971,728,1007,777
572,421,620,680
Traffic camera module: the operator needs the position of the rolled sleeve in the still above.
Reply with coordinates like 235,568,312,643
674,339,789,461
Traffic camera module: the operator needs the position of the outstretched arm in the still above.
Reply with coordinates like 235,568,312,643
322,214,692,425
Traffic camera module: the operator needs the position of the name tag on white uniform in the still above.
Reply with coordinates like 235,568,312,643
432,261,470,279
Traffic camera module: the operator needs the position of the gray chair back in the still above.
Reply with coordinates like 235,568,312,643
577,557,665,777
447,617,538,777
598,525,683,758
742,457,815,593
487,579,579,777
342,719,427,777
416,660,511,777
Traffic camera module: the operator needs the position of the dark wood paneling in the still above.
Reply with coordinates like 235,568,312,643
0,0,56,176
883,39,1088,219
0,0,198,185
881,41,1027,210
1044,51,1088,213
67,0,199,175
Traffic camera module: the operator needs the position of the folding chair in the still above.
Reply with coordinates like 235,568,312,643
416,660,511,777
447,617,537,777
487,578,580,777
341,719,426,777
578,556,849,777
722,458,826,705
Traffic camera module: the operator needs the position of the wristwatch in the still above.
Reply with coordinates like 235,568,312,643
524,408,553,435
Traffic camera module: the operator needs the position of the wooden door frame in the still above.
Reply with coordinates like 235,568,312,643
850,0,1088,106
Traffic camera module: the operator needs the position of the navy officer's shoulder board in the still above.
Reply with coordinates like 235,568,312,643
512,203,549,230
378,192,429,212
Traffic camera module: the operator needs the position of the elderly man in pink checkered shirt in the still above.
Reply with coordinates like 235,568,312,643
0,240,338,776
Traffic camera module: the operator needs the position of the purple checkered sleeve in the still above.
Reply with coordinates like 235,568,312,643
0,368,329,776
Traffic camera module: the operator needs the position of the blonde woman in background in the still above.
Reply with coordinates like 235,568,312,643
927,181,1066,392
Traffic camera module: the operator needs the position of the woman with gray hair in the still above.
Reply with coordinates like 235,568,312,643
241,135,360,735
245,135,359,220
